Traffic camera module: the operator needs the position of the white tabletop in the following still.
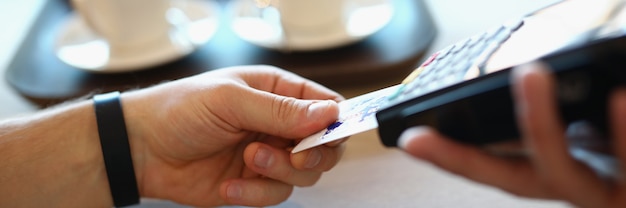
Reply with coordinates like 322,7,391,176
0,0,572,207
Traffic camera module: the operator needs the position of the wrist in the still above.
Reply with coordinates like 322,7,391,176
119,90,151,197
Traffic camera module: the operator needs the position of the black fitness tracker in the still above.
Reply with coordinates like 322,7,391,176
93,91,140,207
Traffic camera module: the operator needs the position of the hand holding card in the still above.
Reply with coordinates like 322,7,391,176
292,85,399,153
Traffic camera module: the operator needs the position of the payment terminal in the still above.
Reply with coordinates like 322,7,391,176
376,0,626,149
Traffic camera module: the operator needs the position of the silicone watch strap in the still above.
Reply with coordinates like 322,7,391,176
93,91,140,207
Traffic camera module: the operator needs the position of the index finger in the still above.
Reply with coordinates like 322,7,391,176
513,62,610,205
609,88,626,184
512,62,572,171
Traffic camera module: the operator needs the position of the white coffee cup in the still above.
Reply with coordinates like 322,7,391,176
268,0,345,34
71,0,172,49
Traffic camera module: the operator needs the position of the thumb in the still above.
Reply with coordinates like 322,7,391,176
230,90,339,139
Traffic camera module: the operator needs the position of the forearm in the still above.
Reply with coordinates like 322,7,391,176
0,101,112,207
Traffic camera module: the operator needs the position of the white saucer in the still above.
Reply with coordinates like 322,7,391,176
54,0,219,73
230,0,394,52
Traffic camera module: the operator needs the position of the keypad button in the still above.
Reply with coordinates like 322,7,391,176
503,18,524,31
436,45,455,60
485,26,504,40
450,38,470,53
394,18,523,100
466,33,486,48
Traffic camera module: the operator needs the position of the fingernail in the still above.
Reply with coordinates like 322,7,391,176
304,149,322,169
398,127,428,149
254,146,274,168
307,100,332,119
512,62,534,79
512,62,547,86
512,62,548,109
226,183,242,200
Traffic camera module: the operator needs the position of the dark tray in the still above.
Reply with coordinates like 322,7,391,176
6,0,436,106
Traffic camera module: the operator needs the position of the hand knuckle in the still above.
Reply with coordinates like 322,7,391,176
272,96,299,122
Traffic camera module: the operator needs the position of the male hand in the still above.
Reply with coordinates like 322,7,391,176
399,62,626,208
122,65,346,207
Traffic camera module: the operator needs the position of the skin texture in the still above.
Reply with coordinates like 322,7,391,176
0,65,346,207
399,62,626,208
